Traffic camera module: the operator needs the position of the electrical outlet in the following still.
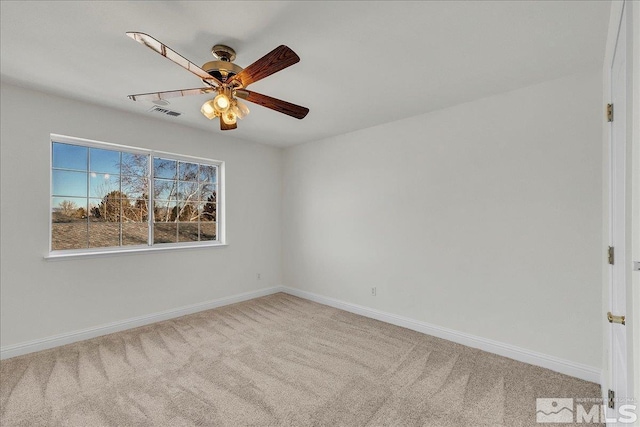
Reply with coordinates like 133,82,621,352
371,287,376,296
257,273,261,280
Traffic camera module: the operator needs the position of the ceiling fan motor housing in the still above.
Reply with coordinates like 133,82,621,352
201,60,243,84
202,44,243,84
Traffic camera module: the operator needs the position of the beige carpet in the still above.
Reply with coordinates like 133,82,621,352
1,293,601,426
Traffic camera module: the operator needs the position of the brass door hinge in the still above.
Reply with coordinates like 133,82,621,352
607,312,626,325
607,103,614,122
607,312,627,326
608,246,614,265
608,389,615,409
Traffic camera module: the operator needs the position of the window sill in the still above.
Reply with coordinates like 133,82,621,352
44,242,228,261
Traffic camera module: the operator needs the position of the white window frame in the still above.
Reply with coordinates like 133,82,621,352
46,134,226,260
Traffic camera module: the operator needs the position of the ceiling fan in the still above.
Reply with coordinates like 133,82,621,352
126,32,309,130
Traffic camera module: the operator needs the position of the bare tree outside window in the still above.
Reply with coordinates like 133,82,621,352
153,158,217,243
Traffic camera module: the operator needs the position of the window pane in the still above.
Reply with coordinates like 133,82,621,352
178,223,199,242
52,143,87,171
154,223,177,244
90,148,120,174
120,197,134,219
122,176,149,200
51,197,88,250
154,179,177,200
178,181,199,201
52,170,87,197
89,195,120,248
89,222,120,248
90,197,121,222
176,202,198,222
200,184,216,202
199,164,217,183
52,222,88,250
123,205,148,223
200,201,216,222
154,158,176,179
122,223,148,246
52,197,88,220
200,222,217,241
153,200,176,222
121,153,148,176
90,173,120,199
178,162,199,181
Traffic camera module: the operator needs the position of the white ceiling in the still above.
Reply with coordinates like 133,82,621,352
1,1,610,147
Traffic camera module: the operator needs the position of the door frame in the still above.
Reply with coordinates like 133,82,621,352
602,0,639,424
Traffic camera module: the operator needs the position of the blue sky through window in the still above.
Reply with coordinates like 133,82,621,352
52,142,217,210
90,148,120,174
53,143,87,171
52,142,126,207
52,170,87,198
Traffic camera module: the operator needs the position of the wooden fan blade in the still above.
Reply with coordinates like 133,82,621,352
220,116,237,131
126,32,222,86
128,87,216,102
236,89,309,119
229,45,299,88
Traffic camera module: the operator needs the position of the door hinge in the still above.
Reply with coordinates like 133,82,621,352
608,246,614,265
608,389,615,409
607,103,614,122
607,311,626,325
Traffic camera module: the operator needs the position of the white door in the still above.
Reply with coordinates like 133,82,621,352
608,2,629,423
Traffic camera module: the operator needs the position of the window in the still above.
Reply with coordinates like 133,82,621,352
50,135,223,255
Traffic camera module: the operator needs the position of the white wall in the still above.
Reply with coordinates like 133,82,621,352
1,67,606,373
282,69,603,368
0,82,282,348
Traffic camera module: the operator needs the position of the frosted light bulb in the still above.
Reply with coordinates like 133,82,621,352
222,110,237,125
213,94,230,112
202,102,214,114
201,100,218,120
232,99,250,119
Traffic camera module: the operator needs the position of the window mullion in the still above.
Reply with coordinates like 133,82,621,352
148,153,154,247
86,148,90,249
119,151,123,247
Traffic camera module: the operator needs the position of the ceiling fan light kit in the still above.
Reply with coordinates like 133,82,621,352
222,110,237,126
126,33,309,131
213,92,230,112
232,99,250,119
200,99,218,120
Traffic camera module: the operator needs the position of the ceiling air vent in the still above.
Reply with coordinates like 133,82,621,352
147,106,182,117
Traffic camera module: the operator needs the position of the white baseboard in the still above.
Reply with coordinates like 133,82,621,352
1,284,602,384
280,286,601,383
0,286,284,360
